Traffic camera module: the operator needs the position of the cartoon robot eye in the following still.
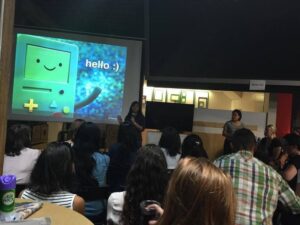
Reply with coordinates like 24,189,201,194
36,59,40,63
59,63,62,67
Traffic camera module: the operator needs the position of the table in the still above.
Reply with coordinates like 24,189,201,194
16,199,93,225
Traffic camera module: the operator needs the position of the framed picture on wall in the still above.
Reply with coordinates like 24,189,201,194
170,94,180,103
198,97,208,108
152,89,164,102
142,95,146,104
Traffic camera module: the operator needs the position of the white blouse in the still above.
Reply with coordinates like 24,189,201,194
3,147,40,184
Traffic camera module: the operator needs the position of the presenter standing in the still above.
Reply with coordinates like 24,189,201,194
118,101,145,147
222,109,244,155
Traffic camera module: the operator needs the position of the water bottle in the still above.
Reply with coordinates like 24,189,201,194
0,175,16,221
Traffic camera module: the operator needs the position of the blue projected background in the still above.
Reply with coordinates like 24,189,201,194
54,37,127,120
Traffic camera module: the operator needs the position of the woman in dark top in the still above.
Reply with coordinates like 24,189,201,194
255,124,276,164
118,101,145,147
281,133,300,225
267,138,288,171
159,127,181,170
282,133,300,190
107,124,139,193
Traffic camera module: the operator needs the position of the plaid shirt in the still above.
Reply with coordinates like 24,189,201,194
214,150,300,225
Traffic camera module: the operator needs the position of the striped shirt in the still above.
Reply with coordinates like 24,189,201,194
21,189,75,209
214,150,300,225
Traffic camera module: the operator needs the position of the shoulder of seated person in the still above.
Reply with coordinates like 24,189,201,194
21,148,41,155
73,195,85,214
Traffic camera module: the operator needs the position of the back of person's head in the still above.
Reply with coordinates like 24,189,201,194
284,133,300,150
29,142,74,195
73,122,101,155
122,144,168,225
232,128,256,152
159,127,181,157
268,138,287,160
181,134,208,159
158,157,236,225
5,124,31,156
117,123,139,152
73,122,101,186
67,119,85,141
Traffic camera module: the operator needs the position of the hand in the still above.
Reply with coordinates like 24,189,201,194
117,115,123,124
278,153,288,169
131,117,136,124
146,204,164,225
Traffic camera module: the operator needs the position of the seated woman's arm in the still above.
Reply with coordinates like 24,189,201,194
282,164,297,181
73,195,85,215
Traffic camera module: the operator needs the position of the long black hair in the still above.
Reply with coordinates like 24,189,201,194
29,142,74,195
117,123,139,152
73,122,101,186
122,145,168,225
125,101,143,118
159,127,181,157
5,124,31,156
181,134,208,159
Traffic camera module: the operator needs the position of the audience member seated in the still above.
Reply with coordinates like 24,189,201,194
268,138,288,171
72,122,110,220
107,144,168,225
214,128,300,225
107,124,139,193
280,133,300,225
282,133,300,191
159,127,181,170
181,134,208,159
222,109,245,155
65,119,85,146
149,157,236,225
3,124,40,185
254,124,276,164
20,142,85,214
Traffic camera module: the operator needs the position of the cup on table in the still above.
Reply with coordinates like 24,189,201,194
140,200,161,225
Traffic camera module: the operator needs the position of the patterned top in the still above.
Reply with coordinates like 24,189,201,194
21,189,75,209
223,120,245,140
214,150,300,225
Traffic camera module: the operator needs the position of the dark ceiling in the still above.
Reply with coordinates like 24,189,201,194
15,0,145,38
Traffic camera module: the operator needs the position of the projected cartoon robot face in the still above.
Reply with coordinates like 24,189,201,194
12,34,78,118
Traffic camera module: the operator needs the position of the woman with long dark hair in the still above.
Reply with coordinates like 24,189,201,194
73,122,110,218
107,123,139,193
181,134,208,159
159,127,181,170
20,142,84,214
107,145,168,225
118,101,145,147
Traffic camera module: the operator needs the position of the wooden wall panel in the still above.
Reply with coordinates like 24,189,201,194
195,132,225,160
0,0,15,174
